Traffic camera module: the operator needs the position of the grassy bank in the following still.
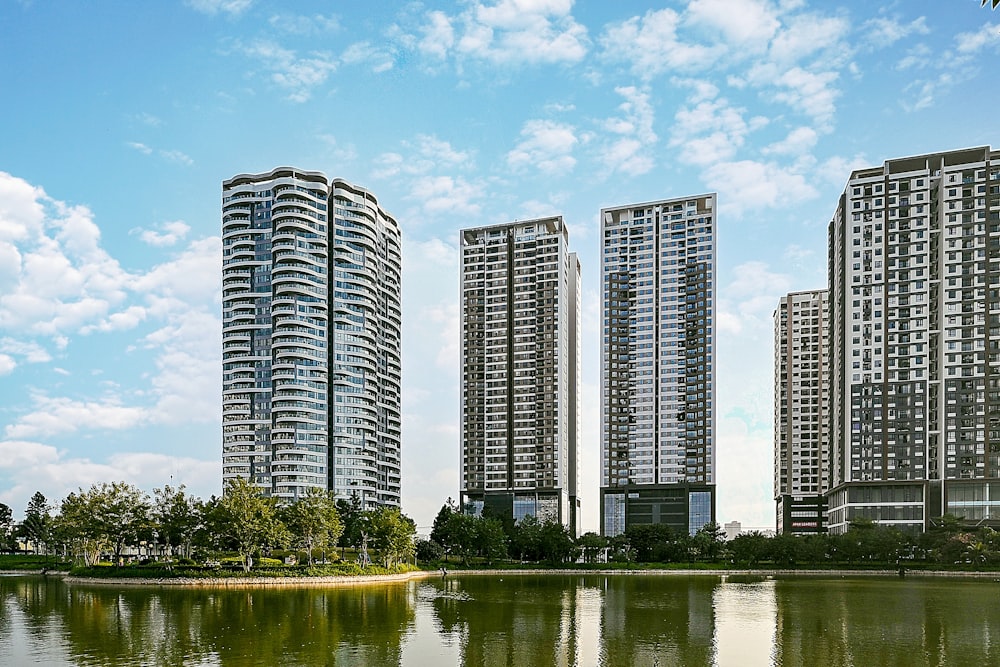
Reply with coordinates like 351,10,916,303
0,554,72,572
68,561,421,580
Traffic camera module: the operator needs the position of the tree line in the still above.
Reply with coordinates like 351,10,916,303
420,500,1000,569
1,478,416,571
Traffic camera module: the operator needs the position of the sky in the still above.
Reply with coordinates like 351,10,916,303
0,0,997,534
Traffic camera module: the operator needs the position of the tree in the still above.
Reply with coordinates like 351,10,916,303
0,503,14,553
282,488,343,564
152,484,202,559
429,498,458,549
213,477,288,571
366,507,416,568
576,532,607,563
729,531,769,567
56,482,151,566
20,492,52,555
537,520,578,564
692,522,725,562
415,538,444,562
336,495,365,558
477,517,508,564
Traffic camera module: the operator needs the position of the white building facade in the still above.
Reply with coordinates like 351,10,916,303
828,146,1000,533
460,217,580,534
222,168,401,508
774,289,830,534
600,194,717,537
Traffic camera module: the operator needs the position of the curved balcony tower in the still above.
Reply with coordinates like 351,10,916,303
222,168,401,508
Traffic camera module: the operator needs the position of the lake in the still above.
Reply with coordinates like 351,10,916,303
1,572,998,666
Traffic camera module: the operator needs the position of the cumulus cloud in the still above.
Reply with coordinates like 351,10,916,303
506,119,578,174
237,39,337,103
600,8,724,78
341,41,394,73
413,0,588,65
762,126,818,156
372,135,473,179
686,0,780,51
597,86,657,175
186,0,252,16
669,89,767,166
5,395,148,440
862,15,929,48
703,159,817,217
131,220,191,247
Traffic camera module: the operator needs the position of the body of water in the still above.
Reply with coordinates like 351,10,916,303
1,572,997,666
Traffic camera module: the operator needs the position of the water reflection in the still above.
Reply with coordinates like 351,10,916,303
1,573,999,666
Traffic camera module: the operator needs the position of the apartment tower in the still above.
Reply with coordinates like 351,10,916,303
828,146,1000,533
460,217,580,535
600,194,717,537
222,168,402,508
774,289,830,534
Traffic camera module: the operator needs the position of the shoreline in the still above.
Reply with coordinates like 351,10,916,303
2,567,988,587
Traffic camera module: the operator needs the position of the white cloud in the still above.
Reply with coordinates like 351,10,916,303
0,338,52,364
127,141,153,155
238,40,337,103
686,0,780,51
5,395,148,440
373,135,473,179
600,8,724,78
417,10,455,59
703,159,817,217
747,64,840,130
862,15,929,48
506,119,578,174
670,90,765,166
0,440,60,468
131,220,191,247
268,13,340,35
0,354,14,375
762,126,818,156
160,149,194,166
186,0,252,16
597,86,657,175
955,22,1000,54
768,12,850,66
408,175,484,217
417,0,588,65
341,41,394,73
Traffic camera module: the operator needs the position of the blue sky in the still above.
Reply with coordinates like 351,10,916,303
0,0,997,533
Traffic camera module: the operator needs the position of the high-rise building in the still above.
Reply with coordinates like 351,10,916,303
600,194,717,537
460,217,580,534
221,168,402,508
773,289,830,534
827,146,1000,533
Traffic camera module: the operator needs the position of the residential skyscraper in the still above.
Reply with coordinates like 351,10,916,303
828,146,1000,533
600,194,717,537
460,217,580,534
222,168,402,508
774,289,830,534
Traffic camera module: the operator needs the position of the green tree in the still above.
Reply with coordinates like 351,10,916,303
440,511,479,564
56,482,151,565
214,477,288,571
576,532,608,563
429,498,458,549
477,517,509,564
537,520,577,564
729,531,769,567
366,507,416,568
19,492,52,555
336,495,365,558
282,488,343,564
0,502,14,553
152,484,202,559
692,522,725,562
